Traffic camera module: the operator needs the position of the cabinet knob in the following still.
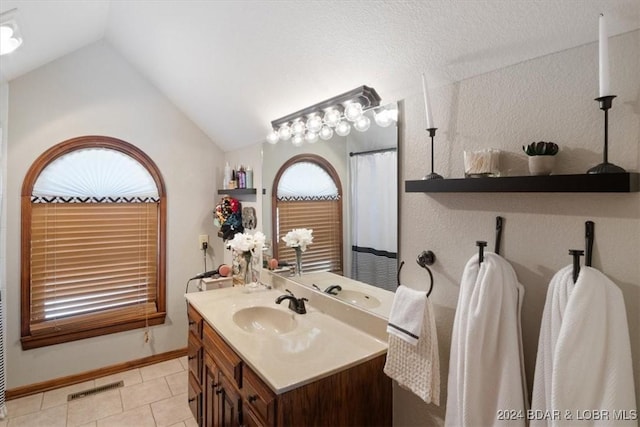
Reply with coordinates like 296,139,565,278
215,387,223,395
188,355,195,360
188,397,196,403
211,382,220,389
188,320,196,325
248,395,258,403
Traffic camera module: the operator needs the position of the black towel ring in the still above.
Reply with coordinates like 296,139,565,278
396,250,436,298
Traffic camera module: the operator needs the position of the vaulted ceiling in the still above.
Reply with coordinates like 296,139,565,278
1,1,638,151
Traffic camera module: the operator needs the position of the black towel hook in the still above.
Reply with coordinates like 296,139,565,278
476,241,487,265
569,249,584,283
495,216,504,255
585,221,595,267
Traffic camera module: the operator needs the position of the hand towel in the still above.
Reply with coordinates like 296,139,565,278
386,285,427,345
445,252,528,427
384,295,440,405
532,266,637,427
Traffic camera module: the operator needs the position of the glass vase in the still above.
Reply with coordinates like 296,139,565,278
294,247,303,277
242,251,253,284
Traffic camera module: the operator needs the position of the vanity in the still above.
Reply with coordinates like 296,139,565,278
185,273,392,426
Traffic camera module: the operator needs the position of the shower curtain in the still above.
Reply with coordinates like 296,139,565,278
350,150,397,291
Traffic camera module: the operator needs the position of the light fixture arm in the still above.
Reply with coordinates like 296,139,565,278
270,85,381,129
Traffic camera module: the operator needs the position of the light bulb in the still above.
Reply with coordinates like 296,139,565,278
319,125,334,141
374,104,398,127
278,124,292,141
266,130,279,144
292,134,304,146
305,131,319,144
324,108,341,127
354,116,371,132
0,25,22,55
335,121,351,136
344,102,363,122
291,120,306,135
306,115,323,133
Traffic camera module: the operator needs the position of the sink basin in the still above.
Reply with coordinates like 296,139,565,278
232,306,298,334
335,290,381,309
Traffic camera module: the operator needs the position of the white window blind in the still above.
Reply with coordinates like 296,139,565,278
276,161,342,274
26,144,161,338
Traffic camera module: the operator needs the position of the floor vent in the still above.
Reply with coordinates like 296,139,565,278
67,380,124,401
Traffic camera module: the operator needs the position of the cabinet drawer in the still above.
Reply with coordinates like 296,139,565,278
187,332,202,382
203,322,242,387
187,373,202,425
187,304,203,338
242,367,276,426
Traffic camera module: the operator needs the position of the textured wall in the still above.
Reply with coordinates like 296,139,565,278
5,41,225,388
394,30,639,425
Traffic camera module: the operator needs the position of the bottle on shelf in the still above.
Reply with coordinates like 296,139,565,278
223,162,231,190
245,166,253,189
237,165,246,189
230,169,237,189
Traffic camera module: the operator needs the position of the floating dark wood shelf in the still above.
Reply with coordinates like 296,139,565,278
217,188,258,196
405,173,639,193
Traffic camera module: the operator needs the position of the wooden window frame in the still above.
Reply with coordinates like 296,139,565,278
20,136,167,350
271,154,343,274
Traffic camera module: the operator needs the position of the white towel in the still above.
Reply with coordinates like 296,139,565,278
445,252,528,427
384,295,440,405
387,285,427,345
531,266,637,427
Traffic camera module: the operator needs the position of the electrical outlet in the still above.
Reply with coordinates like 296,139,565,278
198,234,209,250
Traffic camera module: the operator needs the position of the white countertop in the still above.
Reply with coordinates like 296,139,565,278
185,286,388,394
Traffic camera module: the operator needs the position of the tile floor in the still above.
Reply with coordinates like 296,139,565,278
1,357,198,427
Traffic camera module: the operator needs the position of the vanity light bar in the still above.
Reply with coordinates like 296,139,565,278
270,85,381,128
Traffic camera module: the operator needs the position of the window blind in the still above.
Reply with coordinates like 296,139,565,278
276,200,342,274
30,203,158,334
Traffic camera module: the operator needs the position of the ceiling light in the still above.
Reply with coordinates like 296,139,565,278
266,86,382,145
0,9,23,56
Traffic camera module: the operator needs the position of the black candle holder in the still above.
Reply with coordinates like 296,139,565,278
587,95,626,174
423,127,443,180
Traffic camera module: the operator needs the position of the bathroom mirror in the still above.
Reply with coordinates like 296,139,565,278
262,103,399,317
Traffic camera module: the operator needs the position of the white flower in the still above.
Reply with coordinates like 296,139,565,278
282,228,313,252
227,231,265,254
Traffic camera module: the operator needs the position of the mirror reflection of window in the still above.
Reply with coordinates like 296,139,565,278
273,155,343,274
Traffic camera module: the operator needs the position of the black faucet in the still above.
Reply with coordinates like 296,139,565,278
275,293,308,314
324,285,342,295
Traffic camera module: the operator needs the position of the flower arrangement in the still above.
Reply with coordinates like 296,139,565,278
226,231,265,285
282,228,314,252
523,141,559,156
226,231,266,254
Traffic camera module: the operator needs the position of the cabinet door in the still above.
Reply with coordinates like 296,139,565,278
218,371,242,427
204,353,220,427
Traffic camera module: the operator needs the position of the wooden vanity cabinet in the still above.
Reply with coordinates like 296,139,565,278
188,303,392,427
187,304,204,425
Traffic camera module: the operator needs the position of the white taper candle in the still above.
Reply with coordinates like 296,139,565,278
421,73,435,128
599,13,611,97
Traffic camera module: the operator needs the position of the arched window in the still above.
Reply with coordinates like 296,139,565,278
272,154,343,274
21,136,166,349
